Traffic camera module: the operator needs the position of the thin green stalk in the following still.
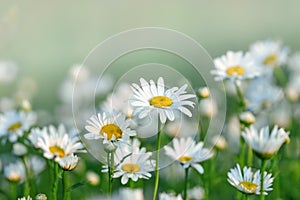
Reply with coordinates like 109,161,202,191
62,171,70,200
52,162,59,200
247,145,253,166
244,194,250,200
234,80,246,109
260,159,266,200
10,182,17,200
22,156,30,196
238,138,246,166
152,120,162,200
107,152,113,199
183,167,189,200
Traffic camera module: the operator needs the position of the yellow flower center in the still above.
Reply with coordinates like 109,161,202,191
226,66,245,76
7,122,22,132
121,163,140,173
238,181,258,193
150,96,173,108
263,54,278,66
179,155,193,163
100,124,122,140
49,145,65,158
7,174,21,182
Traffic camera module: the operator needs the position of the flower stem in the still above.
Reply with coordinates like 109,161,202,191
52,162,59,200
183,167,189,200
234,80,246,109
260,159,266,200
152,120,162,200
107,151,114,199
247,145,253,166
62,171,70,200
10,182,17,200
238,138,246,166
22,156,30,196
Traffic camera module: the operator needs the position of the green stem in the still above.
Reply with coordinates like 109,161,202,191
22,156,30,196
238,138,246,166
234,80,246,109
247,145,253,166
152,120,162,200
260,159,266,200
62,171,70,200
52,162,59,200
244,194,250,200
183,167,189,200
10,182,17,200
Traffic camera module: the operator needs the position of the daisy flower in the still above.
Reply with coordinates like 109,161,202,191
84,111,136,146
118,188,144,200
102,138,154,184
227,164,274,195
0,110,37,142
211,51,260,81
242,125,290,159
18,196,32,200
32,124,85,162
58,154,79,171
4,161,26,183
130,77,196,124
164,137,214,174
250,39,289,69
159,192,183,200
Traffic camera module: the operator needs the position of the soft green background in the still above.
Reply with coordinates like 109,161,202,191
1,0,300,110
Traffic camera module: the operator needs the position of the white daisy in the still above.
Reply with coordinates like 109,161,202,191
17,196,32,200
0,61,18,83
84,111,136,145
58,154,79,171
211,51,260,81
164,137,214,174
117,188,144,200
4,161,26,183
250,39,289,70
86,171,100,186
242,125,290,159
227,164,274,195
159,192,183,200
33,124,85,162
102,138,154,184
130,77,196,124
0,110,37,142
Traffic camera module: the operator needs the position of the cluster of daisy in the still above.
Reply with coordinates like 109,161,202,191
211,39,295,199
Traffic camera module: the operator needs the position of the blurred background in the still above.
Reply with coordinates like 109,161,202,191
1,0,300,112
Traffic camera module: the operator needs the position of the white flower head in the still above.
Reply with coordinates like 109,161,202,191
242,125,290,159
118,188,144,200
227,164,274,195
211,51,260,81
250,39,289,69
159,192,183,200
34,124,85,162
84,111,136,146
113,141,154,184
130,77,196,124
18,196,32,200
58,154,79,171
0,61,18,83
0,110,37,142
4,161,26,183
13,142,28,156
86,171,100,186
164,137,214,174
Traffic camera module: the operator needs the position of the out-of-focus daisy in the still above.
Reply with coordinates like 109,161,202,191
0,110,37,142
0,61,18,83
188,186,205,200
211,51,260,81
84,111,136,146
111,139,154,184
58,154,79,171
12,142,27,156
28,155,46,175
4,161,25,183
211,135,227,150
198,87,210,99
227,164,274,195
159,192,183,200
86,171,100,186
239,111,256,126
102,83,134,118
32,124,85,161
0,97,15,112
117,188,144,200
35,194,47,200
130,77,196,124
165,117,198,138
245,75,283,113
250,39,289,69
199,98,217,118
17,196,32,200
164,137,214,174
288,52,300,73
242,125,290,159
